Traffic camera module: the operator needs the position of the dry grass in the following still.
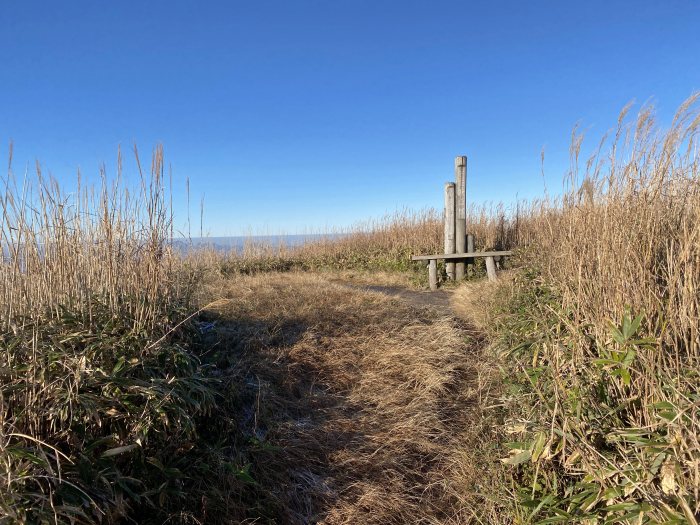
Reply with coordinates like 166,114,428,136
0,146,219,523
322,268,424,288
0,141,512,523
470,95,700,523
0,145,183,330
198,272,505,524
211,206,522,281
184,96,700,523
451,270,515,331
3,93,699,524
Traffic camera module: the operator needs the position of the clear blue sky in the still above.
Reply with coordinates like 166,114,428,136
2,1,699,236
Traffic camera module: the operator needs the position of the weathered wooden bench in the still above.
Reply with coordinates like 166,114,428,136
411,251,512,290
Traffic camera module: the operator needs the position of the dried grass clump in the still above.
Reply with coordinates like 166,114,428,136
492,95,700,523
451,270,515,331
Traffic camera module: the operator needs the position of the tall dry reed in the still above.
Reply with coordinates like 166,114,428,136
0,145,179,330
0,146,214,523
494,95,700,523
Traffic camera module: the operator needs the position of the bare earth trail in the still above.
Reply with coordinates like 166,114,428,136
332,281,455,316
201,273,493,524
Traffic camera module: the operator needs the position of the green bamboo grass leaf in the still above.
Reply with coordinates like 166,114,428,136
111,356,126,375
617,367,631,386
531,431,548,462
621,348,636,367
4,446,49,467
536,511,573,524
604,501,647,513
652,401,678,420
627,313,643,340
223,462,257,485
524,495,556,519
592,358,619,366
609,322,626,345
501,450,532,465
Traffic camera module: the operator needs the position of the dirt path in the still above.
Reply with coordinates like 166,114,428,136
335,282,455,316
200,273,493,524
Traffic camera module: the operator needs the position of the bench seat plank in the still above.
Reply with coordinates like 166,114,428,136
411,250,512,261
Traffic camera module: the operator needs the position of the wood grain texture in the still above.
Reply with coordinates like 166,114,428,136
485,256,498,282
428,259,438,290
411,251,512,261
455,156,467,280
444,182,456,280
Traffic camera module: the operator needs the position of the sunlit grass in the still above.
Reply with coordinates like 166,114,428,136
474,95,700,523
2,95,698,523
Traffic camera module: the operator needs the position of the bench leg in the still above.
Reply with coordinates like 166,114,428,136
485,256,498,282
428,260,438,290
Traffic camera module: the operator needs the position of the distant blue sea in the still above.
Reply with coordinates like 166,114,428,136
172,233,342,254
1,234,341,261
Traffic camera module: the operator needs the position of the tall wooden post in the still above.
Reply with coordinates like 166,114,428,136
455,156,467,280
444,182,456,280
467,233,474,276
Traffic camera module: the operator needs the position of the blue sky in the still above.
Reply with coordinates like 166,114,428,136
2,1,699,236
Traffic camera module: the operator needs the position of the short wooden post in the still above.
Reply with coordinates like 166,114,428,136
455,156,467,280
485,256,498,282
467,234,474,276
444,182,456,280
428,259,438,290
